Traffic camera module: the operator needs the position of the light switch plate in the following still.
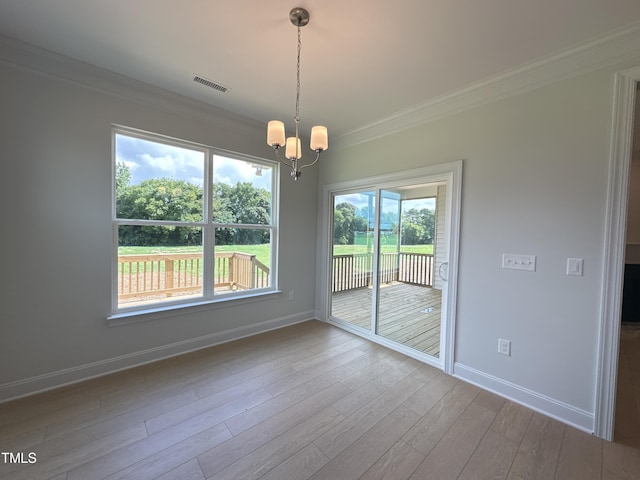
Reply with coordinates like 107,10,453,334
502,254,536,272
567,258,583,276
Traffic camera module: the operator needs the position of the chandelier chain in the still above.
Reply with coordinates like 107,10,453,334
295,25,301,123
294,24,302,158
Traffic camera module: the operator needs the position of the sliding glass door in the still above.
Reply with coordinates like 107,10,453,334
329,182,447,360
330,190,376,331
323,161,462,371
376,188,442,357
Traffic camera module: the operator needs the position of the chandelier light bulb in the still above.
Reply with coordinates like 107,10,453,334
267,120,285,147
310,126,328,151
285,137,302,160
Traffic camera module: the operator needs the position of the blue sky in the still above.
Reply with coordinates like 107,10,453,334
115,134,272,190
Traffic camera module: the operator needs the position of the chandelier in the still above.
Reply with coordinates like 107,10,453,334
267,7,328,181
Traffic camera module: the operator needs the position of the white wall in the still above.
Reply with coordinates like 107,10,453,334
317,64,631,432
0,49,318,400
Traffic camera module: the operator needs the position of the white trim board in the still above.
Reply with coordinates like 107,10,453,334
595,66,640,440
0,311,315,404
333,20,640,149
454,363,595,434
3,19,640,153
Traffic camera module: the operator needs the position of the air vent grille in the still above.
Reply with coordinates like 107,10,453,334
193,75,230,93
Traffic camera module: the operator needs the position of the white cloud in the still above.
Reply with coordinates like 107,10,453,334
116,134,271,190
213,155,272,189
115,153,139,172
141,153,177,172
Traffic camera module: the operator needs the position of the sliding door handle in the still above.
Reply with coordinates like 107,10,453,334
438,262,449,281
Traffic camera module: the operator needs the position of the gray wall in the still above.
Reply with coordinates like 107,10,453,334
1,34,637,434
0,53,318,399
317,65,626,430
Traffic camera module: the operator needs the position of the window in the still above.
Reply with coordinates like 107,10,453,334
112,126,277,314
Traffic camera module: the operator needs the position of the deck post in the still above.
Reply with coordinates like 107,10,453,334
165,258,174,297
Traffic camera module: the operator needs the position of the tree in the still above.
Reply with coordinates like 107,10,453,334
212,182,272,245
115,163,272,246
115,162,131,194
333,203,370,245
229,182,271,244
117,177,203,246
401,207,435,245
402,222,425,245
333,202,356,245
212,183,235,245
230,182,270,223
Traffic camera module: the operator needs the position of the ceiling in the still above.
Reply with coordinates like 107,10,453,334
2,1,640,143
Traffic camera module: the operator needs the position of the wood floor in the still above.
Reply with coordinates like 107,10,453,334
331,283,442,356
1,320,639,480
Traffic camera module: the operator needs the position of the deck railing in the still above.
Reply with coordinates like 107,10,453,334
332,252,434,293
118,252,270,301
214,252,270,290
119,251,428,300
332,253,373,293
397,252,434,286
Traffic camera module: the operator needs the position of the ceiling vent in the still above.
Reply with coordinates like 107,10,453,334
193,75,230,93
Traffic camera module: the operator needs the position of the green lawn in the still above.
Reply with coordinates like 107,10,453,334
118,243,433,281
119,244,272,267
120,243,433,264
118,246,202,255
333,244,433,256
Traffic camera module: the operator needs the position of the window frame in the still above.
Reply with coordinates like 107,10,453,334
110,125,279,318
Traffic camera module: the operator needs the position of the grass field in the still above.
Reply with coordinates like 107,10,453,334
333,244,433,256
119,244,272,266
120,243,433,266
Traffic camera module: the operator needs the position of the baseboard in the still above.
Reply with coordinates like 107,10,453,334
454,362,595,434
0,311,315,403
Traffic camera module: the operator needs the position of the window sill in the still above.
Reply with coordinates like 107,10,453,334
107,290,282,327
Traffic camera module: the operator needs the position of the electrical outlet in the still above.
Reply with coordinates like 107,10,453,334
498,338,511,356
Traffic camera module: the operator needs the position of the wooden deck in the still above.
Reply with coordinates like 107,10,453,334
331,282,442,356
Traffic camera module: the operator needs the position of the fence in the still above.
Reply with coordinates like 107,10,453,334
331,252,434,293
119,251,430,301
214,252,270,290
118,252,270,302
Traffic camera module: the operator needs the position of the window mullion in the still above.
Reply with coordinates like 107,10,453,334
203,149,215,300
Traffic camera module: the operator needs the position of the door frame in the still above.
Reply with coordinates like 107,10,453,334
316,160,463,374
595,67,639,440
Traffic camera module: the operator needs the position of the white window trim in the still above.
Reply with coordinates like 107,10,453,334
110,125,279,320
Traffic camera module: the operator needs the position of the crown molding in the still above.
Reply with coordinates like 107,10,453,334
0,35,263,132
3,19,640,150
334,20,640,150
